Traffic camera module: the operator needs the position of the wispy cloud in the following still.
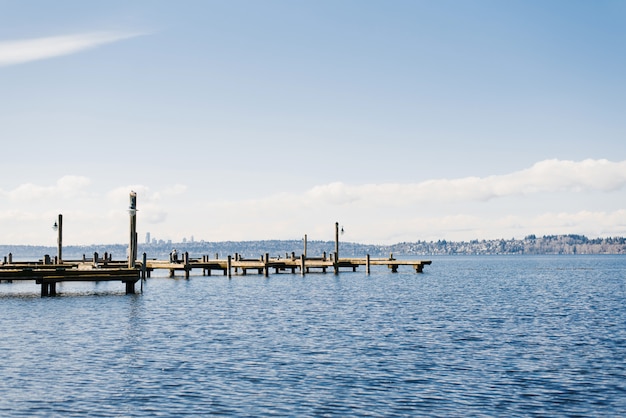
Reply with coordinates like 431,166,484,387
0,31,145,67
1,159,624,244
209,159,626,210
0,175,92,201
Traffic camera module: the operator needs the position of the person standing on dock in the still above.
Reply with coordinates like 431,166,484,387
170,249,179,263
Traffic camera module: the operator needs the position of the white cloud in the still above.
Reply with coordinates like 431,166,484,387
0,31,145,67
1,160,625,245
207,159,626,210
0,175,92,201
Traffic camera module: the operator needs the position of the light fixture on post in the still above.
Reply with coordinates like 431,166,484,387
52,214,62,264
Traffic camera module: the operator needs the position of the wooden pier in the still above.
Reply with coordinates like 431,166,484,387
0,259,140,296
141,253,432,279
0,198,432,296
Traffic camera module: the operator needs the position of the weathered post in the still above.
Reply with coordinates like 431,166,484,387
128,192,137,268
41,281,49,297
142,252,147,281
335,222,339,260
53,214,63,264
300,254,306,276
125,280,135,294
264,252,269,277
8,253,12,264
366,254,371,275
184,252,190,279
304,234,307,258
227,255,232,278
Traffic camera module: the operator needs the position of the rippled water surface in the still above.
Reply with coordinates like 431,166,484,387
1,255,626,416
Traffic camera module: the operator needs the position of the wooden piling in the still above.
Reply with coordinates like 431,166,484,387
227,255,232,278
184,252,190,279
335,222,339,260
300,254,305,276
141,253,147,280
366,254,370,275
56,214,63,263
128,192,137,268
125,280,135,294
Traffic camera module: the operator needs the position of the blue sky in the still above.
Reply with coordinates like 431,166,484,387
1,1,626,245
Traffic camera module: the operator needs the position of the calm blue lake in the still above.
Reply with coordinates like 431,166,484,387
1,255,625,416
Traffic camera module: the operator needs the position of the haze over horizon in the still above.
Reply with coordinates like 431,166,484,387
2,1,625,246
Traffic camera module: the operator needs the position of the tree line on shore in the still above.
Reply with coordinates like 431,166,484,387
2,234,625,260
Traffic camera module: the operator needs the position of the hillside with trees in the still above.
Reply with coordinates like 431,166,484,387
2,235,625,260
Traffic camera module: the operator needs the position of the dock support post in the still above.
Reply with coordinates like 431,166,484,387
55,214,63,264
41,281,49,297
264,253,269,277
333,252,339,275
125,280,135,294
304,234,307,258
141,253,147,280
335,222,339,260
300,254,305,276
366,254,370,275
128,192,137,268
184,252,190,279
227,255,232,279
8,253,12,264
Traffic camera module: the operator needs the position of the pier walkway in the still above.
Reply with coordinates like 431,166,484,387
0,253,431,296
142,253,432,279
0,257,140,296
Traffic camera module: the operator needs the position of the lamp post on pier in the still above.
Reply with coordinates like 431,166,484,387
128,192,138,268
52,214,62,264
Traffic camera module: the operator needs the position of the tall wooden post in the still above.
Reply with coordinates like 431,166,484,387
142,252,147,281
335,222,339,260
304,234,308,258
57,214,63,264
334,222,340,275
129,192,137,268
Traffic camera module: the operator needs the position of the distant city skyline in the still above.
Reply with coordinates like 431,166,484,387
1,1,626,245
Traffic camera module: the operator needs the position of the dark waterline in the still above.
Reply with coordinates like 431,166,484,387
1,255,625,416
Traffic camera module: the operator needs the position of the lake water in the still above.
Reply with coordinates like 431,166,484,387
1,255,625,416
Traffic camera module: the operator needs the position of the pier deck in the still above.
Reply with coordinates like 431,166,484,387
1,253,431,296
143,254,432,278
0,261,140,296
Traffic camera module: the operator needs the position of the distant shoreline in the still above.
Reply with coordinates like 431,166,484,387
2,235,625,258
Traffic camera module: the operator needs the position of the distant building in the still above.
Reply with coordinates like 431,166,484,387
145,232,151,245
